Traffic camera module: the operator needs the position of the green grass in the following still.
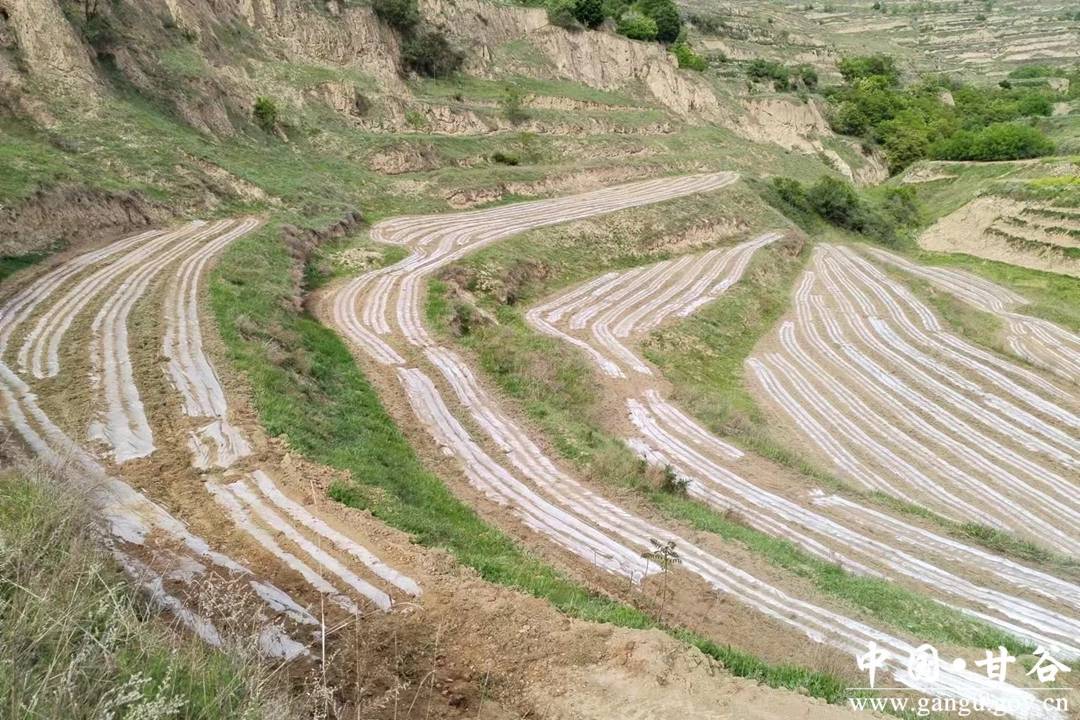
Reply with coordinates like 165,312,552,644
871,492,1080,577
0,251,47,284
897,246,1080,333
0,468,289,719
411,74,648,108
160,45,211,81
641,237,842,482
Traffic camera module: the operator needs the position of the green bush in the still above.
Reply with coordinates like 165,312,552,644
547,0,580,28
252,96,278,132
766,175,901,244
805,175,864,227
798,64,818,89
671,42,707,71
747,59,791,89
372,0,420,32
881,186,920,226
573,0,605,28
639,0,681,43
930,122,1055,161
824,56,1060,172
491,151,520,165
837,54,900,84
500,85,530,125
401,29,464,78
617,10,658,40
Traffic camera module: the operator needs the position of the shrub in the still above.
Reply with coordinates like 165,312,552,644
547,0,580,28
747,59,791,89
491,151,520,165
372,0,419,32
401,29,464,78
602,0,630,20
798,64,818,89
573,0,605,28
500,85,530,125
671,42,707,71
617,10,658,40
639,0,681,43
881,186,920,226
805,175,864,227
837,54,899,84
252,96,278,132
764,175,901,244
930,122,1055,161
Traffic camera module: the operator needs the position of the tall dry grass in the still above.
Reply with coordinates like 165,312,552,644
0,461,294,720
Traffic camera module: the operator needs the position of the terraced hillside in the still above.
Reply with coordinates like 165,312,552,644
1,0,1078,716
680,0,1080,80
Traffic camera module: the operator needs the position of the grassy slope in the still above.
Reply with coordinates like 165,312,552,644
0,469,287,720
207,221,877,704
422,192,1034,654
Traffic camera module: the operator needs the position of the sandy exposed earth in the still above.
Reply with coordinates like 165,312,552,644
918,196,1080,277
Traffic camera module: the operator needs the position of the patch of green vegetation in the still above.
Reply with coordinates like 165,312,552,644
411,74,645,108
886,264,1009,352
671,41,708,71
0,251,48,284
0,468,288,719
870,492,1080,578
258,60,376,91
0,118,107,202
756,175,912,245
159,44,210,80
744,58,818,91
826,55,1062,172
207,220,894,709
904,247,1080,332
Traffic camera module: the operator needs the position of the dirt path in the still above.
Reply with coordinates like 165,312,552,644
323,175,1068,720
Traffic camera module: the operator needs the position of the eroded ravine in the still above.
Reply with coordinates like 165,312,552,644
324,175,1068,719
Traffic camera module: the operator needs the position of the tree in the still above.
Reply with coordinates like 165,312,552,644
639,0,681,43
806,175,864,227
499,85,530,125
573,0,605,28
547,0,579,29
930,123,1054,161
642,539,681,621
